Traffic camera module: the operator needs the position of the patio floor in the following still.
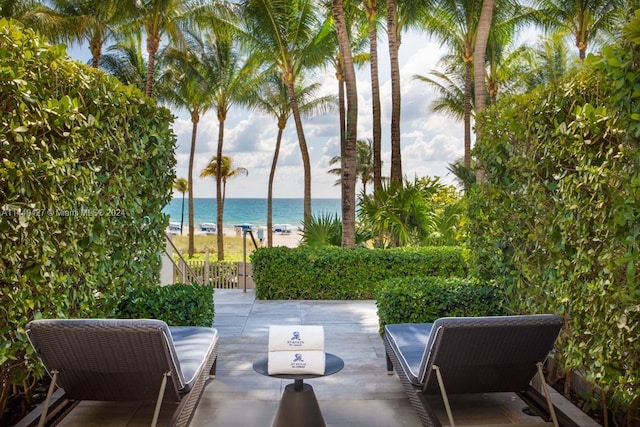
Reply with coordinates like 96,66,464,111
49,289,580,427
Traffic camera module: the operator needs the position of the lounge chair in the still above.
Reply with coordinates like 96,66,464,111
24,318,219,427
383,314,565,427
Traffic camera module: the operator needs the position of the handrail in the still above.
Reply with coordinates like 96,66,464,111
164,233,203,285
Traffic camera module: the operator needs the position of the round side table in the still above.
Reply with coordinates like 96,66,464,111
253,352,344,427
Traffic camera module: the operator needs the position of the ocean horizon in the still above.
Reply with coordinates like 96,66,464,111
163,198,342,229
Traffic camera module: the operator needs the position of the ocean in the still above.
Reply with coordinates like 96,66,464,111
163,198,342,229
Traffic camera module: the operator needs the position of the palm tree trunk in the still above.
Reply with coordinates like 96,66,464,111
188,114,199,258
365,1,382,194
386,0,402,184
267,123,285,247
337,59,346,154
216,114,226,261
474,0,494,114
284,72,312,223
333,0,357,248
145,34,160,97
180,192,185,236
464,59,472,169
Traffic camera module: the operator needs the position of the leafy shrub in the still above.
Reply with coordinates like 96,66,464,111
469,32,639,416
251,246,467,300
376,277,507,332
0,19,175,419
116,283,215,327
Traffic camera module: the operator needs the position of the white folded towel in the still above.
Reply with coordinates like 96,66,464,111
268,350,326,375
268,325,324,352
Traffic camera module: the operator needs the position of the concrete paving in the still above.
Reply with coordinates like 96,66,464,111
51,289,562,426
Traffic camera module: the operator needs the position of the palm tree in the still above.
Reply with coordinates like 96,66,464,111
158,30,221,258
252,73,336,247
362,0,384,194
533,0,625,60
98,32,147,90
331,0,359,247
173,177,188,235
42,0,125,68
328,138,375,194
414,56,467,122
240,0,334,224
201,33,257,261
423,0,483,170
520,31,581,90
127,0,233,97
200,155,249,220
474,0,495,113
385,0,433,184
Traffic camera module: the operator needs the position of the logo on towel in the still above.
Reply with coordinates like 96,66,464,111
287,331,304,347
290,353,307,369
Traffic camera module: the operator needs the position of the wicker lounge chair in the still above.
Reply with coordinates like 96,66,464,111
383,314,565,427
25,318,219,427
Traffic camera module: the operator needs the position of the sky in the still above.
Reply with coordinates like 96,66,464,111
66,30,484,200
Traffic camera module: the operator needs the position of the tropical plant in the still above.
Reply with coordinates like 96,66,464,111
300,212,342,246
240,0,334,223
359,178,436,247
173,177,188,235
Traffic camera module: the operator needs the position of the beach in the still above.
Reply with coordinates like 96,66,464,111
169,226,302,248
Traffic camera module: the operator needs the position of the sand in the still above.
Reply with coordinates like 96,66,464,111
170,226,302,248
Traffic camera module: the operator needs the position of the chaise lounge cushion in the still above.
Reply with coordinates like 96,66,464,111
169,326,218,392
384,323,434,385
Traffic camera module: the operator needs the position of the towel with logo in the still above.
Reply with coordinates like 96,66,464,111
267,325,325,375
268,325,324,352
268,350,326,375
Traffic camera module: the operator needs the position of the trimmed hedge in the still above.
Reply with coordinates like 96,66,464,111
376,277,507,332
251,246,467,300
116,283,215,327
469,33,639,414
0,19,176,418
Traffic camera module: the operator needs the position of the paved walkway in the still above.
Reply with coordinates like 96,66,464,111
191,289,422,426
53,289,566,426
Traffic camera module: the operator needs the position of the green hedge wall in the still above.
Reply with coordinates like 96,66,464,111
0,19,176,411
376,276,507,332
469,35,639,411
116,283,215,327
251,246,467,300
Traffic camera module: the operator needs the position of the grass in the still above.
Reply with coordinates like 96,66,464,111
169,234,258,262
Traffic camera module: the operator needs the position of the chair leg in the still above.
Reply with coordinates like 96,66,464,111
152,372,171,427
38,369,59,427
433,365,455,427
536,362,559,427
385,351,394,374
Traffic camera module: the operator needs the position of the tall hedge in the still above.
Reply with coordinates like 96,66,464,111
0,19,176,416
469,33,639,414
251,246,467,300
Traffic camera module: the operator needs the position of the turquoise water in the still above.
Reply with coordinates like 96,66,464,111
163,198,342,229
